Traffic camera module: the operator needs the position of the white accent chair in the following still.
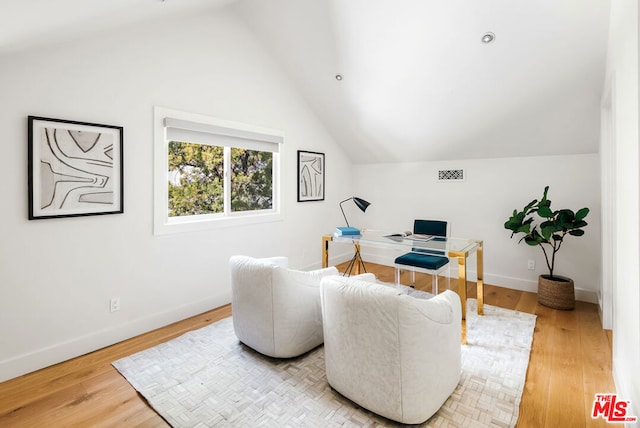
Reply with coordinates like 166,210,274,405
229,255,338,358
320,275,462,424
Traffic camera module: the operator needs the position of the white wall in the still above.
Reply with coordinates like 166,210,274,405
604,0,640,421
352,155,601,302
0,8,353,381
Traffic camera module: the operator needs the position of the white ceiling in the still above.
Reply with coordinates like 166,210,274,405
1,0,611,163
234,0,611,163
0,0,235,54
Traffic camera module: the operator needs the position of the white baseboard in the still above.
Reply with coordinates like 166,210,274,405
0,292,230,383
480,272,598,304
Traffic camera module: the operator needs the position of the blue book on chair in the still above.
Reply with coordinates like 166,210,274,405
335,226,361,236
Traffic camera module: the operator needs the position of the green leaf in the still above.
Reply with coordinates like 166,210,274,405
537,206,553,218
517,223,531,233
523,199,538,214
528,228,546,244
569,229,585,236
541,230,551,241
538,186,549,207
541,226,554,241
556,210,575,229
540,220,561,232
504,217,521,231
575,207,589,221
573,220,588,229
558,209,575,220
524,236,540,246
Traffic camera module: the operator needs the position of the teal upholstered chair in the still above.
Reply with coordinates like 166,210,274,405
394,219,450,294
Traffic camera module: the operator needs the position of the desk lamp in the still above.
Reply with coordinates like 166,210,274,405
338,196,370,276
339,197,370,228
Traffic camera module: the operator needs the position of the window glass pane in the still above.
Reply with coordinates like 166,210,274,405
230,148,273,212
168,141,224,216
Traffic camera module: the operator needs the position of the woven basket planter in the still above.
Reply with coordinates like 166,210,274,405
537,275,575,310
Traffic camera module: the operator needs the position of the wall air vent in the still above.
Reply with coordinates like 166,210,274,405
437,169,465,182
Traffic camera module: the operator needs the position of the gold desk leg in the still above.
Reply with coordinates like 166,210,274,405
477,241,484,316
457,254,468,344
322,235,332,268
354,242,363,275
457,255,467,320
461,319,467,345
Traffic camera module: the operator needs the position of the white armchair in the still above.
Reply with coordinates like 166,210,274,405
320,275,461,424
229,255,338,358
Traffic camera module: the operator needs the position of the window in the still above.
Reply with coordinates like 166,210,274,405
154,108,283,235
167,143,273,216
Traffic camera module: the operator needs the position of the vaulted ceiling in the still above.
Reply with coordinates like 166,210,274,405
1,0,611,163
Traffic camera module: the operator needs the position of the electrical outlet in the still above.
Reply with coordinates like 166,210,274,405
527,260,535,270
110,297,121,313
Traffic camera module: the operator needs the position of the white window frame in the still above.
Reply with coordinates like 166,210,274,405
154,107,283,235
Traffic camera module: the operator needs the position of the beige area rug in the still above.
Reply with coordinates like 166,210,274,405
113,300,536,427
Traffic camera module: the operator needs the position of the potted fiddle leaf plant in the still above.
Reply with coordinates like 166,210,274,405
504,186,589,310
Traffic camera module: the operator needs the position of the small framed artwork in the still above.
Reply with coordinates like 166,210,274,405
28,116,124,220
297,150,325,202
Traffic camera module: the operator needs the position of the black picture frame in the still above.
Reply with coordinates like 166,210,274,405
28,116,124,220
297,150,325,202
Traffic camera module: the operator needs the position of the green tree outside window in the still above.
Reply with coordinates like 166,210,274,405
168,141,273,217
230,148,273,212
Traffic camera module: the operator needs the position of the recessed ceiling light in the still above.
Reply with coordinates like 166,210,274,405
335,74,343,81
481,32,495,44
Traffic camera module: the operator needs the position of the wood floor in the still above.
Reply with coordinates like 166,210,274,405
0,263,614,427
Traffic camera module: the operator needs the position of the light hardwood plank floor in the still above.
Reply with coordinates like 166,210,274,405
0,263,614,427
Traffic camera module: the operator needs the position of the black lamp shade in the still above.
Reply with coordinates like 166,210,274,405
353,197,370,212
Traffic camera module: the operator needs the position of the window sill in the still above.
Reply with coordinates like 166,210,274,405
154,211,283,236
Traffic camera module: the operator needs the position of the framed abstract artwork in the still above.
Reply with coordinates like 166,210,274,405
297,150,324,202
28,116,124,220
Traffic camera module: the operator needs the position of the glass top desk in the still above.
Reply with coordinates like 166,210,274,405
322,230,484,320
